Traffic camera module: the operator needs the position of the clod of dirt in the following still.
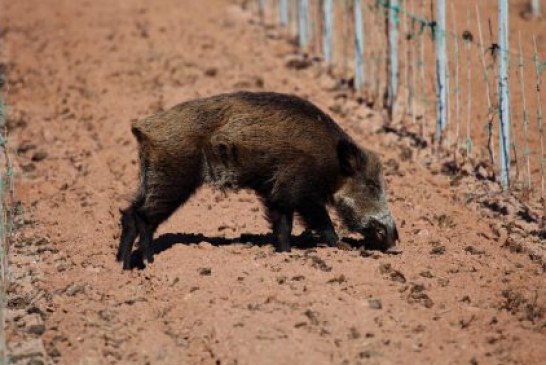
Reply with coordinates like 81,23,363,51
124,297,146,305
328,103,345,117
460,295,471,303
305,254,332,272
368,298,382,310
436,214,455,229
285,57,312,70
204,67,218,77
198,267,212,276
503,237,525,253
304,309,320,326
327,274,346,284
408,284,434,308
379,263,392,274
419,271,433,278
378,263,407,283
64,283,86,297
348,327,361,340
31,150,48,162
464,246,485,255
459,315,476,329
390,271,407,283
197,241,213,249
430,246,446,255
25,314,45,335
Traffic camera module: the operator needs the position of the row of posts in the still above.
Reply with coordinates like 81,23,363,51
264,0,536,190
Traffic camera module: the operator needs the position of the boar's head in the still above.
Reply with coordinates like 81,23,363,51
334,139,399,251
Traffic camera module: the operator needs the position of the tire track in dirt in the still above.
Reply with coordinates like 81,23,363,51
3,0,545,364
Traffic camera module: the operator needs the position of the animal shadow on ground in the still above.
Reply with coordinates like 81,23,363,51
127,232,365,270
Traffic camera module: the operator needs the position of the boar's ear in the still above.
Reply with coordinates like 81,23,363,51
337,139,365,176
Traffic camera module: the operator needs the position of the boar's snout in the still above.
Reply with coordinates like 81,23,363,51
362,212,399,251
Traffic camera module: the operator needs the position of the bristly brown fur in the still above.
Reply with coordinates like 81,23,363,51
118,91,395,269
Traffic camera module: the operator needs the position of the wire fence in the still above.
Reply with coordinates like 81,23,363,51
251,0,545,208
0,60,11,364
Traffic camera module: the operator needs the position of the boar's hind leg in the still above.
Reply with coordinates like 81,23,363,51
298,204,339,247
266,203,294,252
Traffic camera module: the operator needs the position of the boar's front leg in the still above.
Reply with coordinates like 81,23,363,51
117,205,139,267
266,203,294,252
298,204,339,247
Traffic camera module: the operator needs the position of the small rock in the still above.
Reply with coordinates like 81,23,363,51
464,246,485,255
419,270,434,278
436,214,455,229
285,58,312,70
327,274,346,284
349,326,361,339
253,76,264,88
197,241,213,249
198,267,212,276
25,314,45,335
204,67,218,77
328,103,344,116
304,309,320,326
430,246,446,255
368,298,382,310
378,263,392,274
408,284,434,308
390,270,407,283
64,283,86,296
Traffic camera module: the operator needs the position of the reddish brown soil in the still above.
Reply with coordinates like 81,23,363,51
2,0,546,364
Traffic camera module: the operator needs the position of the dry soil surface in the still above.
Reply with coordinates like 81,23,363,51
2,0,546,364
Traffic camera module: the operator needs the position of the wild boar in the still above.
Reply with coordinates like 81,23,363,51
117,91,398,269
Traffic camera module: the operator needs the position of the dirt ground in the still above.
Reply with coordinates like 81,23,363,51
2,0,546,364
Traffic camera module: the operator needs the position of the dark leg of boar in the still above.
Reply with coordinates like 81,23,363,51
118,150,203,269
117,204,140,266
266,203,294,252
117,201,157,270
298,204,339,246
